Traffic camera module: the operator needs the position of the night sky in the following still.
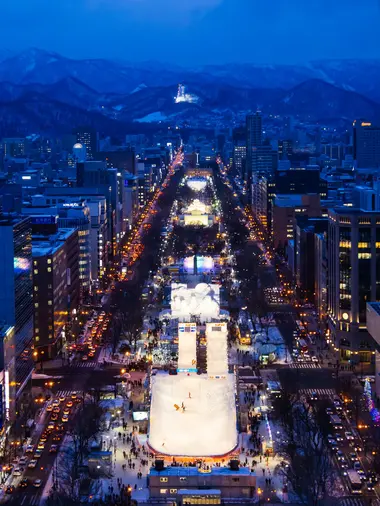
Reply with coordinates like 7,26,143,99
2,0,380,65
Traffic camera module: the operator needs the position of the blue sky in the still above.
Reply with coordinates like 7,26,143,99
2,0,380,64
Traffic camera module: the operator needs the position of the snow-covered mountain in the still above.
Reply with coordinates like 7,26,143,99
1,48,380,132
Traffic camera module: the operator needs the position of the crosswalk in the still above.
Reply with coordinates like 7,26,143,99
299,388,335,397
339,497,370,506
289,362,322,369
69,360,99,368
55,389,78,398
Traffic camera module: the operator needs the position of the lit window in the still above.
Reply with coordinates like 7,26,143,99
33,260,37,266
47,267,52,272
169,489,177,494
34,303,39,308
35,336,39,342
34,286,38,291
160,489,167,494
34,269,38,275
48,300,52,305
160,478,168,483
47,259,52,264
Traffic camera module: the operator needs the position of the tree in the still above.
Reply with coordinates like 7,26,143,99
272,391,336,505
67,401,105,466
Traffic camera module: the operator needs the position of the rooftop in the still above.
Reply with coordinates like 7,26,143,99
149,466,252,477
32,228,76,257
368,302,380,317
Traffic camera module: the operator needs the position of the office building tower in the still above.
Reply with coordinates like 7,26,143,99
327,208,380,365
32,228,80,359
73,126,99,161
0,215,33,413
246,112,262,184
278,140,293,160
353,120,380,168
275,166,326,197
1,138,25,158
99,148,136,174
76,161,109,188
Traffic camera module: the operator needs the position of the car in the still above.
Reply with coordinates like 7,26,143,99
49,444,58,453
53,406,60,413
51,413,58,421
46,404,53,412
336,450,345,461
19,456,28,466
13,467,22,476
352,442,363,452
345,431,354,440
37,442,45,450
62,414,69,422
47,422,55,431
56,423,64,431
368,472,378,483
354,461,362,471
33,479,42,488
20,478,29,488
66,401,73,408
367,480,375,491
349,452,358,462
82,355,88,361
333,398,343,411
34,449,43,459
52,434,62,442
52,399,59,407
326,407,333,415
311,356,318,363
340,459,348,470
334,433,343,442
40,433,48,442
5,486,15,494
28,459,37,469
63,408,70,415
26,444,34,453
309,392,318,402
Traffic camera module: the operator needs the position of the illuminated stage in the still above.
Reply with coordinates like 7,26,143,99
183,256,214,274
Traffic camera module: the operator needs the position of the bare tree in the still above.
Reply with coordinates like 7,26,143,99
272,391,336,505
67,401,105,466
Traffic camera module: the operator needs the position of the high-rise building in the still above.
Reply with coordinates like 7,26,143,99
278,140,293,160
327,208,380,365
353,120,380,168
1,138,25,158
32,228,80,359
0,215,33,411
73,126,99,161
99,148,136,174
246,112,262,182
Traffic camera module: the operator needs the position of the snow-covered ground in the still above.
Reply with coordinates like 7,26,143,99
149,372,237,456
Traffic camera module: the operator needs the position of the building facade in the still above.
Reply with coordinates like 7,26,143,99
327,208,380,365
32,229,80,359
0,215,34,424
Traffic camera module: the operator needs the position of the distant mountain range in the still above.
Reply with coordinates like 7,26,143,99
0,48,380,135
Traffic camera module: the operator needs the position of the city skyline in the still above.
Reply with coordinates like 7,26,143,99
2,0,380,65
